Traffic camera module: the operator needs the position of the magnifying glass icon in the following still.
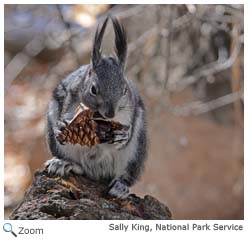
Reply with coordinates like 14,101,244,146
3,223,17,237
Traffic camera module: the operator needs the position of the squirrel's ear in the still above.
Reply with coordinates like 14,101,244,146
92,17,109,69
111,17,127,70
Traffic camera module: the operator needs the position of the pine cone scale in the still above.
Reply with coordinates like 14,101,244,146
56,104,128,147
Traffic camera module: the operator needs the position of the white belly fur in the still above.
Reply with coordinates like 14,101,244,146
56,106,142,181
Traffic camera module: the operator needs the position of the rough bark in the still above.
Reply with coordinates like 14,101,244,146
9,170,172,220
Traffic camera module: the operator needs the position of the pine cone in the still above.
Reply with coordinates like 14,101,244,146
56,104,128,147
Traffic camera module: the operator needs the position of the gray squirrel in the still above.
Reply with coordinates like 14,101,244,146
45,17,147,199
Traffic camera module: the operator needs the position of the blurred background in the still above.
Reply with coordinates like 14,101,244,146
4,4,244,219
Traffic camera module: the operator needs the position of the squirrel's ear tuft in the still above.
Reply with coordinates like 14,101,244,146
92,17,109,69
111,17,127,70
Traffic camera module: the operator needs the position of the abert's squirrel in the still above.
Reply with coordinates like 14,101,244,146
45,17,147,199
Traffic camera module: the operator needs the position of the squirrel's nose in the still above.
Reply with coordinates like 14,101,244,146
105,111,115,118
104,109,115,119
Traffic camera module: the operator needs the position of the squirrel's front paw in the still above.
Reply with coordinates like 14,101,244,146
45,157,83,177
108,179,129,199
54,120,70,144
112,127,131,150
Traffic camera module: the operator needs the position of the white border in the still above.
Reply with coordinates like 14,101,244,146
1,1,250,239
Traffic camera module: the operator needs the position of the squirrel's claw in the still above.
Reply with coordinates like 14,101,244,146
112,128,131,149
45,157,83,177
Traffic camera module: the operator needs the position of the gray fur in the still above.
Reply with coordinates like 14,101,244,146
45,17,147,199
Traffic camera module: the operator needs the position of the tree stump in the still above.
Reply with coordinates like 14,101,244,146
9,170,172,220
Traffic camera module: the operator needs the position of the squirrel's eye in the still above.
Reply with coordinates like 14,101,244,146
90,85,97,96
123,87,127,95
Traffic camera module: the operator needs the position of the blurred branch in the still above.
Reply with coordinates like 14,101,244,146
163,6,174,90
231,21,243,128
223,5,244,19
4,36,45,91
169,35,243,92
110,5,145,20
128,12,192,55
128,25,158,54
55,5,81,66
170,91,243,116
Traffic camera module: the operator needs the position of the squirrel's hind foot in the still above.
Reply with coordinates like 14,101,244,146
45,157,83,177
108,179,129,199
